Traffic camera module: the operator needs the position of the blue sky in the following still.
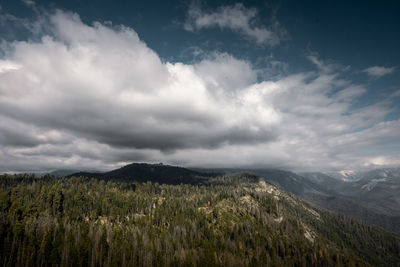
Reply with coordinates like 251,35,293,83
0,0,399,172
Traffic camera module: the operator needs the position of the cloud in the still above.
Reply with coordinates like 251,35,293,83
0,60,21,73
184,3,285,46
0,10,280,171
0,9,398,172
363,66,396,78
21,0,35,6
194,53,257,92
306,52,348,74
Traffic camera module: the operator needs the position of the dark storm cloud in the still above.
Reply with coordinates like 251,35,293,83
0,127,44,147
0,80,277,151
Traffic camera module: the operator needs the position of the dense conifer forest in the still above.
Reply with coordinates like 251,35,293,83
0,173,399,266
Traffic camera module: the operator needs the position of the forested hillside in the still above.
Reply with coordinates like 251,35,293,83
69,163,222,185
229,168,400,234
0,173,399,266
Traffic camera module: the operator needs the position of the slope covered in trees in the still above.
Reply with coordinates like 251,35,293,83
0,173,399,266
224,168,400,234
69,163,222,185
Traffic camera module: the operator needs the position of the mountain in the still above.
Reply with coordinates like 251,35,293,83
338,168,400,215
187,167,400,233
298,169,400,233
346,168,400,191
1,172,399,266
246,169,335,196
67,165,400,233
325,170,360,182
301,168,400,216
298,171,348,191
69,163,222,185
48,169,83,177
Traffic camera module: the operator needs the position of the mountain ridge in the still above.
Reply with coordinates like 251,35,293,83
66,164,400,233
69,162,222,185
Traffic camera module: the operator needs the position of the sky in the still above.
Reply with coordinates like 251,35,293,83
0,0,399,172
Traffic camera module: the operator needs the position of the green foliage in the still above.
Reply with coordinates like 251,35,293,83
0,173,399,266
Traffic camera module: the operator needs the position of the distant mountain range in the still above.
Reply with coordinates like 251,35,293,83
303,168,400,214
251,168,400,233
60,164,400,233
191,167,400,234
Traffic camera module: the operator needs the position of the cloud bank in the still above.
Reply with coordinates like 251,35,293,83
0,9,399,172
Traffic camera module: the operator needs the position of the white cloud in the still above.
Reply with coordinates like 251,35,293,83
0,10,279,171
363,156,400,167
363,66,396,78
306,52,348,74
21,0,35,6
0,60,21,73
184,3,285,46
194,53,257,92
0,9,398,172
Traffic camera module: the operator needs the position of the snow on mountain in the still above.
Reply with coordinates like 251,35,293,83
361,178,387,191
324,170,359,182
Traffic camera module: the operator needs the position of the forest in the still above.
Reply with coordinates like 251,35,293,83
0,172,399,266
